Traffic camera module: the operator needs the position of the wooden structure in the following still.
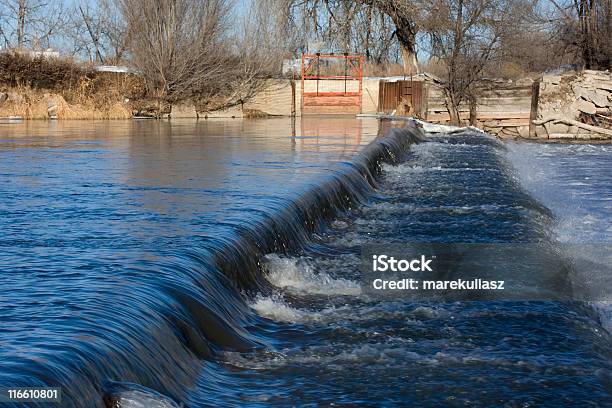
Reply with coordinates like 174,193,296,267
301,54,363,115
378,79,428,118
425,80,532,129
529,81,540,137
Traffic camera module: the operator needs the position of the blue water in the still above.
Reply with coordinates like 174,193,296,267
207,133,611,407
0,119,610,407
506,141,612,333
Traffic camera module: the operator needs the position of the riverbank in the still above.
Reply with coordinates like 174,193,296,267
358,114,612,142
1,50,609,141
0,88,131,120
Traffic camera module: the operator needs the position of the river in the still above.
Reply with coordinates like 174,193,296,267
0,118,610,407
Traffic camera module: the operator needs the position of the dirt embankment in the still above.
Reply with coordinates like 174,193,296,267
0,52,147,120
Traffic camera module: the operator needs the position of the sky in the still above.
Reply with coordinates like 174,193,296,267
2,0,423,63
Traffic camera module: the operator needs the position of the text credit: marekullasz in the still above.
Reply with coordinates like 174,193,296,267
361,243,612,301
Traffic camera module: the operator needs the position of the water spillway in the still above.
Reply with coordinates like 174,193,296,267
0,119,417,406
0,119,610,407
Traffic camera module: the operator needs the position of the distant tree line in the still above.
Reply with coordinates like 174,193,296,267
0,0,609,120
0,0,282,113
272,0,610,123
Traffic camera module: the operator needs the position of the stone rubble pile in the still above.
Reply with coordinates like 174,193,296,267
536,70,611,138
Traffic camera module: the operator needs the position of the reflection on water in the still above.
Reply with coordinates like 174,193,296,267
1,120,610,407
0,117,387,407
1,117,380,244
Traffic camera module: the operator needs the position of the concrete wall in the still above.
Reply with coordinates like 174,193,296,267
362,79,380,115
198,78,380,118
425,79,533,137
246,80,297,116
195,77,533,133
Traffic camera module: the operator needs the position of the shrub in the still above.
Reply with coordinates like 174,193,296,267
0,51,93,90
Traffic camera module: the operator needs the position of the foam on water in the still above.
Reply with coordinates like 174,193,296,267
414,119,485,135
222,342,434,372
263,254,361,296
505,142,612,332
506,143,611,242
250,294,315,323
186,132,611,407
250,293,442,326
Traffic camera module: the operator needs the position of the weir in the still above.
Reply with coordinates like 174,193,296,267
207,130,610,406
1,119,610,407
0,120,424,407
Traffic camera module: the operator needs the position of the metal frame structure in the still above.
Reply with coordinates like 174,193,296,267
301,53,364,115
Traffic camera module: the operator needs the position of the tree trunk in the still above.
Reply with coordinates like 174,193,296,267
448,105,461,126
399,41,419,75
17,0,26,49
446,92,461,126
374,2,419,75
79,6,105,64
469,96,477,126
581,0,593,69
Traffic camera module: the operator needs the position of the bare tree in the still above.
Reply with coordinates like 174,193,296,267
195,0,285,111
0,0,63,49
117,0,280,114
546,0,611,69
276,0,420,74
117,0,231,109
421,0,534,125
63,0,128,64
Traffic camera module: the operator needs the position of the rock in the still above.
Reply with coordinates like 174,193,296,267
595,82,612,92
546,123,570,133
517,126,530,138
594,90,611,107
575,98,596,114
516,78,534,86
573,86,609,107
587,91,607,108
572,84,587,97
543,75,561,84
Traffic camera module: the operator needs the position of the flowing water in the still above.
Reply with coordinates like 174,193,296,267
0,119,610,407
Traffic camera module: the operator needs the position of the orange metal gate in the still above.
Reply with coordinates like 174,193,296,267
301,54,364,115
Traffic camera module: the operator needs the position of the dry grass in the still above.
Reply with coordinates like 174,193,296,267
0,87,133,119
0,52,144,119
243,108,271,118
